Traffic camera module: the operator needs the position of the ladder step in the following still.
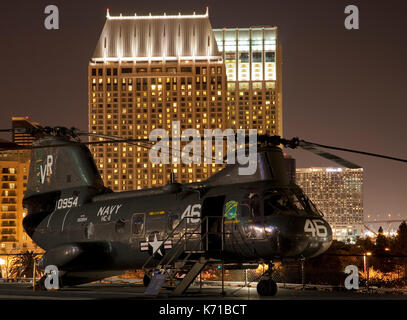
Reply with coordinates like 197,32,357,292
144,273,167,296
172,257,208,296
143,216,226,296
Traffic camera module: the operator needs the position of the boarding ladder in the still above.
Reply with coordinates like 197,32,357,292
142,216,226,296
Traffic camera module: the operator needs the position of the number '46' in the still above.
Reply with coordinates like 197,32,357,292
304,219,328,237
181,204,201,224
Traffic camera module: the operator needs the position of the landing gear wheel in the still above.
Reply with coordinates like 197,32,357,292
257,279,278,296
143,274,151,287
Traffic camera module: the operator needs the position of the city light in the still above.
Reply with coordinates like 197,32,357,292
296,167,363,241
106,7,209,20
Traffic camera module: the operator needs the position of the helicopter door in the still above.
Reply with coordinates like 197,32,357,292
201,196,225,252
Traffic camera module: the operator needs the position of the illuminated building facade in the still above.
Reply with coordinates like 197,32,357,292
0,118,41,257
213,27,282,136
0,151,38,254
11,117,41,146
89,9,227,190
296,167,364,242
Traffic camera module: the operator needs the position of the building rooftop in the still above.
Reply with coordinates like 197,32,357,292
296,167,363,172
92,8,221,62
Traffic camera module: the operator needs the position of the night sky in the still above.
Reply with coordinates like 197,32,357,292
0,0,406,224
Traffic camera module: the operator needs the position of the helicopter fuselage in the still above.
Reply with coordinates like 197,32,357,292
30,179,332,275
20,135,333,286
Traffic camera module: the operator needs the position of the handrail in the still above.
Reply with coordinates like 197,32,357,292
141,216,197,271
142,216,225,272
160,220,203,269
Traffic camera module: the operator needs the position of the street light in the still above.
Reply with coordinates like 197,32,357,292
364,252,372,290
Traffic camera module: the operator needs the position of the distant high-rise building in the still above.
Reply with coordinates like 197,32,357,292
89,10,283,191
0,150,38,254
213,27,282,136
11,117,41,147
0,118,41,256
89,9,229,190
296,167,364,242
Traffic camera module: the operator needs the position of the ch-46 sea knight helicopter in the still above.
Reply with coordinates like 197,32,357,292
1,125,406,297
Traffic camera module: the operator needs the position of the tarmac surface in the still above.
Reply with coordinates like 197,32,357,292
0,281,406,300
0,282,400,320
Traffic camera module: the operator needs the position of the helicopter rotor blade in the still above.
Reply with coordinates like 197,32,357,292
80,131,218,163
1,127,406,168
300,140,407,165
256,135,362,168
298,141,361,169
78,131,150,144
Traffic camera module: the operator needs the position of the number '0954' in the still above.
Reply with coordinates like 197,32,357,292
56,197,78,210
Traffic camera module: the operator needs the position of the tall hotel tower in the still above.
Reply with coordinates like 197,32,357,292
213,27,282,136
89,9,228,190
296,167,364,242
0,118,41,254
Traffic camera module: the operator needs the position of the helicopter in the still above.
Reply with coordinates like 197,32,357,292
1,125,406,296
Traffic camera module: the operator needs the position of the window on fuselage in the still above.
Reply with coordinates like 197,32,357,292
248,194,262,218
132,214,145,235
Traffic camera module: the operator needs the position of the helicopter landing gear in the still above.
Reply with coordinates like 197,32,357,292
256,263,278,297
34,275,62,291
143,270,153,288
34,275,47,291
257,279,278,296
143,273,151,287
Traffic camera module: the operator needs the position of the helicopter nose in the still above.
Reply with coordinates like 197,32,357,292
277,216,332,258
301,217,332,258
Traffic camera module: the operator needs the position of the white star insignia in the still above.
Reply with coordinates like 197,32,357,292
149,234,163,256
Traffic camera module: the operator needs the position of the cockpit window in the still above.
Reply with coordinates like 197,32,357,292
264,191,288,215
291,193,306,211
263,187,323,217
292,187,323,216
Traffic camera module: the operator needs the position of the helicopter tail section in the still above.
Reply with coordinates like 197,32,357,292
22,135,107,236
